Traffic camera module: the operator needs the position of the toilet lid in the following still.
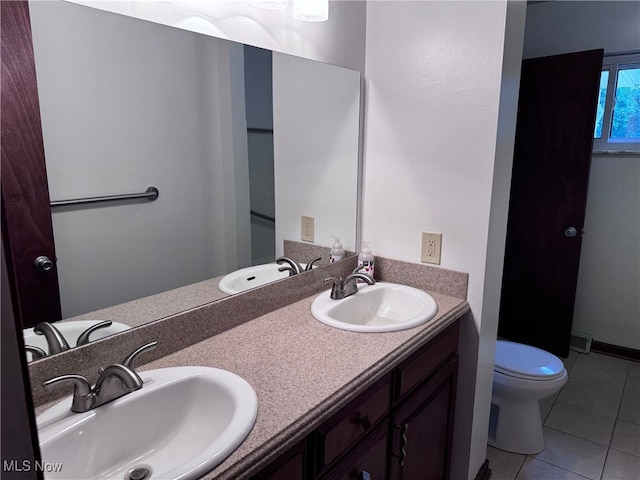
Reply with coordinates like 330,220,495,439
494,340,565,380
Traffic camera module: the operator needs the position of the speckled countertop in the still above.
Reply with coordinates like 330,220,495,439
62,276,229,328
139,287,470,480
61,241,335,329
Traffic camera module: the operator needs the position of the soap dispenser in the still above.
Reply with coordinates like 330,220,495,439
329,236,345,263
358,242,375,280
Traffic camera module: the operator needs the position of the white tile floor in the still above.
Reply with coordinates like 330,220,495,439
487,351,640,480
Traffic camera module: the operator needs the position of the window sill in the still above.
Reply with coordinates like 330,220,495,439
592,149,640,156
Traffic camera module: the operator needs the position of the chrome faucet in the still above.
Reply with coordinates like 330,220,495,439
34,322,70,354
75,320,114,346
324,271,375,300
32,320,117,357
305,256,322,270
276,256,322,276
43,341,157,413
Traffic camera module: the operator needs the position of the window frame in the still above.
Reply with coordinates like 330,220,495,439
593,51,640,155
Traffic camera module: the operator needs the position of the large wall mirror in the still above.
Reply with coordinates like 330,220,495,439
4,0,360,359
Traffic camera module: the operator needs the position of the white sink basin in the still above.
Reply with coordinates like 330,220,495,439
37,366,258,480
24,320,131,360
218,262,307,294
311,282,438,332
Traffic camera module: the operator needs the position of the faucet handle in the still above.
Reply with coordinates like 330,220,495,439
277,266,297,277
76,320,113,347
122,341,158,373
276,257,303,274
25,345,47,360
305,257,322,271
43,374,92,398
43,374,95,413
34,322,70,354
344,273,376,286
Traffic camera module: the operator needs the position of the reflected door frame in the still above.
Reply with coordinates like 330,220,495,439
1,0,62,328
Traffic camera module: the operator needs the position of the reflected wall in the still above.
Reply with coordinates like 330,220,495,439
27,0,362,319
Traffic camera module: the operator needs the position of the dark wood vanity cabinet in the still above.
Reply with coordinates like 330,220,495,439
388,320,460,480
250,321,459,480
250,441,306,480
313,375,392,473
320,420,390,480
388,356,458,480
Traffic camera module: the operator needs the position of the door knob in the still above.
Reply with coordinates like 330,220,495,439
564,227,578,238
34,255,53,272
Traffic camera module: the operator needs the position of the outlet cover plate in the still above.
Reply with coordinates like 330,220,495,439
301,216,314,242
421,232,442,265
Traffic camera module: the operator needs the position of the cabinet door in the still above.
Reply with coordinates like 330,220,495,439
320,420,389,480
250,441,305,480
390,356,458,480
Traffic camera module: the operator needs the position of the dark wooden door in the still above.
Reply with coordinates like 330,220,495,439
389,356,458,480
498,49,603,357
1,0,62,328
1,242,43,479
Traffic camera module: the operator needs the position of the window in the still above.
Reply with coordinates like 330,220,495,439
593,52,640,153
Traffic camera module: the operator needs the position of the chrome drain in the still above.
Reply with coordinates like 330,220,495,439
126,467,152,480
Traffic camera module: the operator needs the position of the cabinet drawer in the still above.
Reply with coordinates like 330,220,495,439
320,420,389,480
314,374,391,471
395,322,459,402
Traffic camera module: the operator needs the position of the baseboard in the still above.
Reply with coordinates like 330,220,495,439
591,341,640,362
474,459,491,480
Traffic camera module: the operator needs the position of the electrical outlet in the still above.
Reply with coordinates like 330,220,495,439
421,232,442,265
301,216,314,242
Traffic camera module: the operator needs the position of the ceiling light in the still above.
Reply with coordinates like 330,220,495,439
294,0,328,22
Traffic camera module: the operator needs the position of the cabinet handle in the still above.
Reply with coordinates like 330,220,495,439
393,423,409,467
356,414,372,431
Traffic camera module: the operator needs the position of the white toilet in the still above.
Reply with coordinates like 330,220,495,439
488,340,568,454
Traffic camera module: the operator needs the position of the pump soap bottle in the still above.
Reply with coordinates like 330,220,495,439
329,236,345,263
358,242,375,280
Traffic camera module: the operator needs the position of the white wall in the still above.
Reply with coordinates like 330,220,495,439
62,1,366,259
273,53,361,254
66,0,367,72
523,1,640,349
522,1,640,59
225,43,254,270
363,1,525,478
30,1,250,317
574,157,640,349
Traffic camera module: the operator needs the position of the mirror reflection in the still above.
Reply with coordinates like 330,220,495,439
17,0,360,357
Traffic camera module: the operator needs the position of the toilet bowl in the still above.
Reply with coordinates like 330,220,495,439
488,340,567,454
